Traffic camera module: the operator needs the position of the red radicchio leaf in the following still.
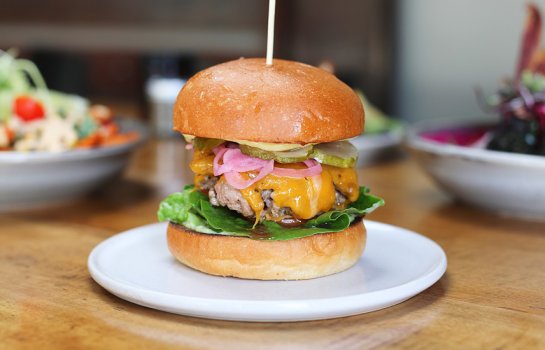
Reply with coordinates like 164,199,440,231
515,4,542,81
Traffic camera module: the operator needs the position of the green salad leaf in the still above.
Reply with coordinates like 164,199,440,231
158,185,384,241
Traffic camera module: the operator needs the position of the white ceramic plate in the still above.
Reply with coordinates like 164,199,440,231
88,221,447,322
0,119,146,211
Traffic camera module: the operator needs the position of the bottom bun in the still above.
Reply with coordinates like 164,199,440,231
167,220,366,280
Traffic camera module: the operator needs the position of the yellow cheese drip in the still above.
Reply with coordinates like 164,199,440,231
322,164,359,202
190,149,215,189
189,149,215,175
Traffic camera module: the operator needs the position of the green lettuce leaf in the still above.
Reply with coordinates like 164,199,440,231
157,185,384,241
197,200,253,236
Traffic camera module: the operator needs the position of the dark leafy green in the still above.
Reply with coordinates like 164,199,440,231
157,185,384,240
198,200,254,235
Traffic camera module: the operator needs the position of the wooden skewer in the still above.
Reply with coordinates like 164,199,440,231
266,0,276,66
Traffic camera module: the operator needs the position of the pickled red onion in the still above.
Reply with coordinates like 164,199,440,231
214,146,271,176
212,144,322,189
222,149,268,172
271,159,322,178
213,146,229,176
223,160,274,189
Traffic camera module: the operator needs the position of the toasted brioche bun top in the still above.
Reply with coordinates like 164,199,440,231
173,58,364,144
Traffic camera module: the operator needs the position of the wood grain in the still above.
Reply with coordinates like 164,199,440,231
1,140,545,349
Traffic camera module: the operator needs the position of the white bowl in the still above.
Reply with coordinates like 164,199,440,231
407,119,545,220
0,119,146,211
351,126,404,167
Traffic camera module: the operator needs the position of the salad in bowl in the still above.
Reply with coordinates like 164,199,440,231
0,49,144,211
0,49,138,152
407,4,545,220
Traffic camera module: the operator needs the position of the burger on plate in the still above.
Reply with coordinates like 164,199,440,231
158,58,383,280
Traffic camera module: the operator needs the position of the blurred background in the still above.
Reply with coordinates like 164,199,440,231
0,0,529,122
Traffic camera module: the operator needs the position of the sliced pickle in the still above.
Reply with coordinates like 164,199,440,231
311,141,358,168
236,140,309,152
193,137,225,151
239,144,313,163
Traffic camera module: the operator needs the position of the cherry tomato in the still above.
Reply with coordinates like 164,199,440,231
13,96,45,122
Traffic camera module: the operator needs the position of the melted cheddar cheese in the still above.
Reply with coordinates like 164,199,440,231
190,149,215,175
189,149,359,220
322,165,359,202
191,149,215,187
240,171,336,220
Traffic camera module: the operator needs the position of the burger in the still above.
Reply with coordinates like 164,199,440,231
158,58,383,280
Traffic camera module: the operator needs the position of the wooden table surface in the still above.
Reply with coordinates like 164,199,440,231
1,139,544,349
